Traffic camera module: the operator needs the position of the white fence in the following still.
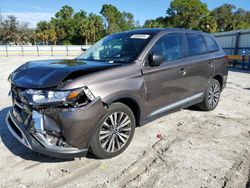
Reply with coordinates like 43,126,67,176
2,30,250,57
0,45,91,56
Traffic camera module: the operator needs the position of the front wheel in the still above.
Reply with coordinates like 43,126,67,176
197,79,221,111
90,102,135,159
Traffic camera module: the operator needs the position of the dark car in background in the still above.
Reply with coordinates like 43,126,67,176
6,28,228,159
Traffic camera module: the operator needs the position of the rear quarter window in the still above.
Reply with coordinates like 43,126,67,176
205,35,219,52
186,33,206,56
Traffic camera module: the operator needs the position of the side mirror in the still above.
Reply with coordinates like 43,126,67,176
148,53,164,66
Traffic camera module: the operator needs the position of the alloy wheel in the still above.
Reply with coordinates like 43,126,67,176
99,112,132,153
207,82,220,108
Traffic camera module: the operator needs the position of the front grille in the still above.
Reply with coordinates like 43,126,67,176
11,84,24,97
11,84,27,103
11,84,32,125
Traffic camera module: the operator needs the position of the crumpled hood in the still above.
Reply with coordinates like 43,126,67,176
10,59,121,89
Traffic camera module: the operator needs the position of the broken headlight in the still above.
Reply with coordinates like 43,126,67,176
22,87,95,105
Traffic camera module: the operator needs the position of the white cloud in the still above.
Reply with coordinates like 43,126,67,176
24,5,55,12
1,12,54,28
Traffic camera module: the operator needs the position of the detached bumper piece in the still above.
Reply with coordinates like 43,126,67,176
6,109,88,158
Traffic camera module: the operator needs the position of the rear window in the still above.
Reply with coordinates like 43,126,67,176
205,35,219,52
186,33,206,56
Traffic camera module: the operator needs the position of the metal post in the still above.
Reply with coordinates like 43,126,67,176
51,45,53,56
248,49,250,71
37,45,39,56
66,46,69,56
242,48,246,70
5,45,8,57
233,31,240,67
21,45,24,57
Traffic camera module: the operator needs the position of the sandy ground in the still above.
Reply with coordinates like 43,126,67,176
0,56,249,188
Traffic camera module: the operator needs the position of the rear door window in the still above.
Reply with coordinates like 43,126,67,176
205,35,219,52
186,33,206,56
150,33,183,62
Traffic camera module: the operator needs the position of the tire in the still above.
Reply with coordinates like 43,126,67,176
197,79,221,111
90,102,136,159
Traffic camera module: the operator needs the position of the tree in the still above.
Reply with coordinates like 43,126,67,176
71,11,104,44
243,11,250,23
212,4,236,31
0,15,19,44
51,5,74,44
199,15,218,33
0,15,32,44
144,17,166,28
100,4,136,34
166,0,211,30
36,21,57,44
144,0,219,32
35,5,105,45
0,13,3,37
87,13,104,43
100,4,123,34
72,10,89,44
212,4,250,31
120,12,135,31
2,3,250,46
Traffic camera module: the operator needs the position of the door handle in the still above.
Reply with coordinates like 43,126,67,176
208,61,214,68
179,68,187,76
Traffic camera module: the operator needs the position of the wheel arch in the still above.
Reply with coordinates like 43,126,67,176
213,74,223,89
104,96,142,127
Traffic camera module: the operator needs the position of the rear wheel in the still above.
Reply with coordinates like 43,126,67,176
90,102,135,159
197,79,221,111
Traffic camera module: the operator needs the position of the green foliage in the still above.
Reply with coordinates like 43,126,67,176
36,21,57,44
0,5,135,45
143,0,250,33
143,0,218,32
166,0,209,29
212,4,250,31
100,4,136,34
199,15,218,33
35,6,105,45
0,15,34,44
51,5,74,44
1,2,250,45
144,17,166,28
62,40,72,45
100,4,121,34
87,13,105,43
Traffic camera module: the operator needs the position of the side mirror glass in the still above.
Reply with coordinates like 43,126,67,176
148,53,164,66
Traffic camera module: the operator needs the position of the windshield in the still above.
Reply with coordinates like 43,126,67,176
77,33,153,63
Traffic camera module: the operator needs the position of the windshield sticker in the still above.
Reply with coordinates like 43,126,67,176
130,34,150,39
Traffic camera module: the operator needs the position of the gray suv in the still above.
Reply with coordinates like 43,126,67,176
6,28,228,159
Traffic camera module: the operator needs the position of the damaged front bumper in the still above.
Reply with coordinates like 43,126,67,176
6,96,107,158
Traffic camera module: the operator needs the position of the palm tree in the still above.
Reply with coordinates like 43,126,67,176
87,13,104,44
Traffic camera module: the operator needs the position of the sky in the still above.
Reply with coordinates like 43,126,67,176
0,0,250,28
